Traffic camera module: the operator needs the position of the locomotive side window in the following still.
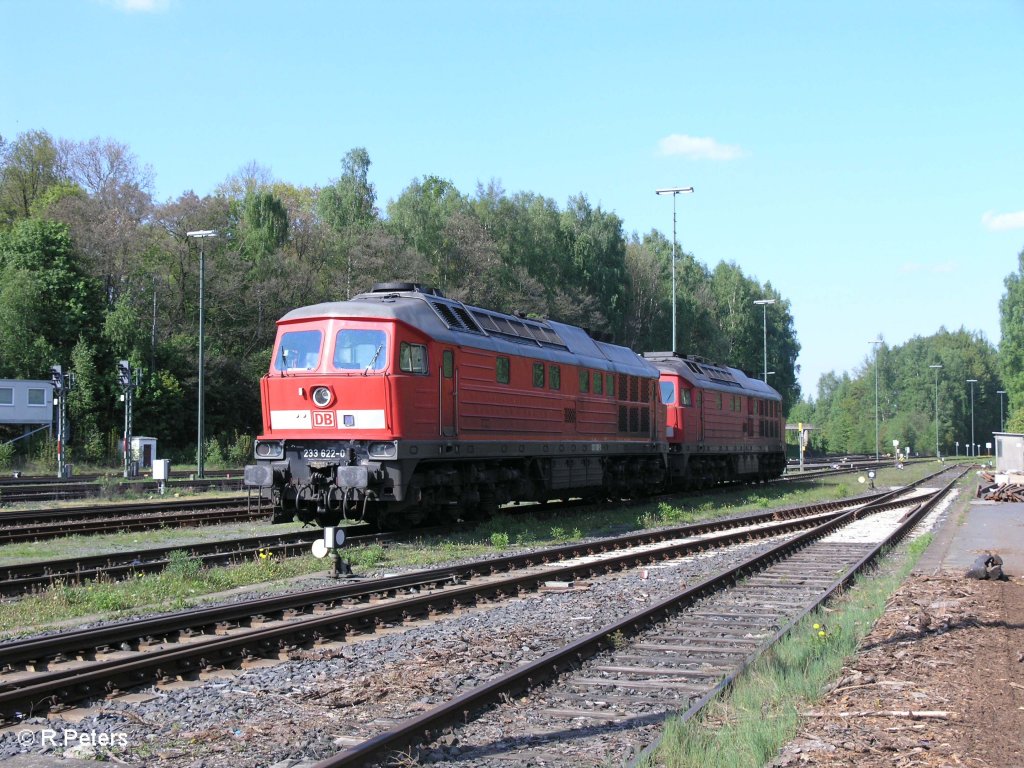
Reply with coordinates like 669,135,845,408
398,342,429,374
533,362,545,388
549,365,561,390
334,329,388,371
579,369,589,393
660,381,675,405
275,329,323,371
442,349,453,378
593,371,603,394
606,374,614,397
681,388,692,407
496,357,510,384
716,392,723,410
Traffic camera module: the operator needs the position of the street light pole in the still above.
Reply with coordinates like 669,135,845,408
997,389,1007,432
754,299,775,382
929,364,942,458
187,229,217,479
966,378,978,461
655,187,694,352
869,340,882,461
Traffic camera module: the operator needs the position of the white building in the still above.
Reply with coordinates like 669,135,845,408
993,432,1024,473
0,379,53,430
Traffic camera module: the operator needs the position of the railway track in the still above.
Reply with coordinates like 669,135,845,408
0,461,908,595
0,460,883,547
0,476,949,726
313,465,966,767
0,474,243,504
0,496,262,545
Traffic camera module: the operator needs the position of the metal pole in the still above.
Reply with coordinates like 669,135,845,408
997,389,1006,432
655,187,693,352
762,302,768,382
869,340,882,461
187,230,217,480
930,364,942,458
967,379,977,460
198,239,205,479
754,299,775,382
671,197,676,352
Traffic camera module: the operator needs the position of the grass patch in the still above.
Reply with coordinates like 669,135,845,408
646,532,935,768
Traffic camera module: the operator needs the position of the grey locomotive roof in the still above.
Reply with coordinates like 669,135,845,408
643,352,782,401
279,288,659,377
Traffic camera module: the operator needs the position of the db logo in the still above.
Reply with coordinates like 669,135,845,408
312,411,336,428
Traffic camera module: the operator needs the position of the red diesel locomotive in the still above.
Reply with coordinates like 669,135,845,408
244,283,785,528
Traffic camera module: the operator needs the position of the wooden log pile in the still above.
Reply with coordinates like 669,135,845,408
977,470,1024,501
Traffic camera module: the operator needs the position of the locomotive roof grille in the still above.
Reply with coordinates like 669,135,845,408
425,297,568,349
427,300,486,335
471,309,567,349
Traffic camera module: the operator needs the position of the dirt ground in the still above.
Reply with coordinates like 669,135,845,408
775,573,1024,767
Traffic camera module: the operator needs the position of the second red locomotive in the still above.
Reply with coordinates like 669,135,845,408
244,283,785,528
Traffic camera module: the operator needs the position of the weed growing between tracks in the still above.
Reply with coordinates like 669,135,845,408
646,532,935,768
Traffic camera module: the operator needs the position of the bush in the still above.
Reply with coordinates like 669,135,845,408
490,531,510,549
0,442,14,470
204,438,225,468
166,550,203,580
225,432,254,467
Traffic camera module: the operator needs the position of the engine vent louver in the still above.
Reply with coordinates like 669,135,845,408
466,309,567,349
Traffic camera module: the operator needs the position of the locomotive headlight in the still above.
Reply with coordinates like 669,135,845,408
368,441,398,459
311,386,334,408
254,440,284,459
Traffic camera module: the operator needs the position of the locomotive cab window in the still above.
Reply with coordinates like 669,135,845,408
660,381,675,405
334,329,388,371
399,342,429,374
681,388,692,407
275,329,323,371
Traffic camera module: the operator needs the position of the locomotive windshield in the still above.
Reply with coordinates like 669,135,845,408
660,381,675,405
334,329,388,371
274,330,323,371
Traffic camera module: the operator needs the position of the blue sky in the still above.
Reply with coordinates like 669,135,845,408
2,0,1022,399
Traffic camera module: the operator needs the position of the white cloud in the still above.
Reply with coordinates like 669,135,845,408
982,210,1024,231
657,134,744,161
104,0,172,13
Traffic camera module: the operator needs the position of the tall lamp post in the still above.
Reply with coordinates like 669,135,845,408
966,378,978,460
655,186,694,352
997,389,1007,432
187,229,217,479
869,339,882,461
754,299,775,382
929,364,942,458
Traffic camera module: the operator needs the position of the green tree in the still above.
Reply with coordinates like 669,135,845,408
558,195,627,338
0,130,67,226
68,338,106,462
999,247,1024,429
387,176,470,292
0,218,103,376
318,147,377,231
